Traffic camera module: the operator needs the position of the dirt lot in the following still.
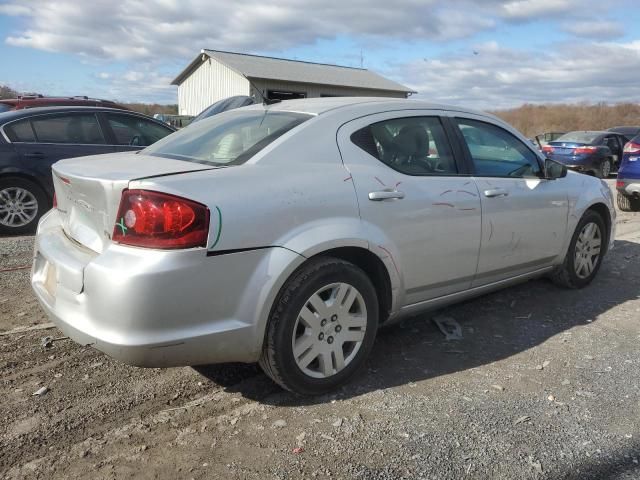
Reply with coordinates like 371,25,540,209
2,182,640,480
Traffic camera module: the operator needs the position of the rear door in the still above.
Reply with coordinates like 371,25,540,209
451,115,568,286
7,112,114,191
338,111,482,305
101,112,174,152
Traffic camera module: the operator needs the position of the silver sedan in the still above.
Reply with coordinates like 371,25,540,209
31,98,616,395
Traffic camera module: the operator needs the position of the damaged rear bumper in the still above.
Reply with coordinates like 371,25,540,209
30,210,292,367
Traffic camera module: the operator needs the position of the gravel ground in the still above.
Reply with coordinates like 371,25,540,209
1,181,639,479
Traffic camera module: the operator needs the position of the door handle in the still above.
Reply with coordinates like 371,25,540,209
483,188,509,198
23,152,45,158
368,190,406,201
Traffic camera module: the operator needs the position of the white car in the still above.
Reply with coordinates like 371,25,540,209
31,97,615,395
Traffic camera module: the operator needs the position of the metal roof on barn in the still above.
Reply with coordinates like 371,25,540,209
171,49,415,94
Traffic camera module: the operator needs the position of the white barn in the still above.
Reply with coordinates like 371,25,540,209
171,49,415,116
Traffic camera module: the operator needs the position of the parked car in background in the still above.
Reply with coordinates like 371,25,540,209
542,131,628,178
0,95,127,113
0,106,175,234
607,126,640,139
31,98,615,395
617,134,640,211
190,95,256,124
533,131,565,149
153,114,194,129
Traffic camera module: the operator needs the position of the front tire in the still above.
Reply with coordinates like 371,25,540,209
259,257,379,395
0,177,48,235
617,192,640,212
551,210,607,289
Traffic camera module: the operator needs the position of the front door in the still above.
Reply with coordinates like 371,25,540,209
451,115,569,286
338,112,482,305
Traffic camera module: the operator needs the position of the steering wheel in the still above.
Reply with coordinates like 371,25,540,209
130,135,143,146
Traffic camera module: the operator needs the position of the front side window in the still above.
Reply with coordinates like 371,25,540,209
351,116,457,175
106,114,172,147
603,136,620,153
144,110,312,166
30,114,105,144
5,119,36,142
456,119,541,178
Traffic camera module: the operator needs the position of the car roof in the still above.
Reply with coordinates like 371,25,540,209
241,96,494,118
0,106,164,123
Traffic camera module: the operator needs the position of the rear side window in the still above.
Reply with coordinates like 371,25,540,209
456,119,541,178
351,116,457,175
5,119,36,142
144,110,312,166
106,114,173,147
30,114,105,144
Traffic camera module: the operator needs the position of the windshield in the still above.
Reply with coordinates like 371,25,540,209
144,110,312,166
0,103,13,113
554,132,600,144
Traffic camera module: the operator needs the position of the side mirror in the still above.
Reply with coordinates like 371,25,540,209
544,158,567,180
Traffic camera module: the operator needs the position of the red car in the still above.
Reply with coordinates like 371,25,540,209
0,95,127,113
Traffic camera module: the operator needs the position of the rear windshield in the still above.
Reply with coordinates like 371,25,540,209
0,103,13,113
554,132,600,144
144,110,312,166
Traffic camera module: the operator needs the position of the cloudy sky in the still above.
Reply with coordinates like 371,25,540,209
0,0,638,109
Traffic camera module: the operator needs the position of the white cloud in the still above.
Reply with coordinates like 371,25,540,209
402,40,640,110
0,0,633,104
563,20,622,40
2,0,602,62
502,0,577,20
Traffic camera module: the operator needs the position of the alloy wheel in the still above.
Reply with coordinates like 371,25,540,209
292,282,367,379
0,187,39,228
574,222,601,279
601,160,611,178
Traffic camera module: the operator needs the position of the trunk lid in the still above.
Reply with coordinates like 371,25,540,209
52,152,216,253
547,142,586,156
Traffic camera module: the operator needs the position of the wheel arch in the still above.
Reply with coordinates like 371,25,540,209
586,201,612,253
307,246,394,325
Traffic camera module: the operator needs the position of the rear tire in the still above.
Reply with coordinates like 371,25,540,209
259,257,378,395
617,192,640,212
551,210,607,289
0,177,48,235
598,158,612,179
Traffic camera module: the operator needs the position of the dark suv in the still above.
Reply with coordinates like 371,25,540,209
0,106,175,234
0,95,127,113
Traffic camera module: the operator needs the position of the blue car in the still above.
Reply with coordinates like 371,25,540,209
542,131,628,179
0,106,175,234
617,135,640,211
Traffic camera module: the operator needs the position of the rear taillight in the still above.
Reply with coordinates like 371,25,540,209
52,193,57,209
112,189,210,249
623,141,640,154
617,180,625,188
542,145,554,154
574,146,597,154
